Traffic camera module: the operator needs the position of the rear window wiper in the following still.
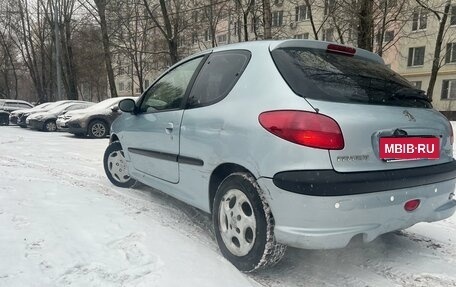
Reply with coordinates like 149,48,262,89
390,87,431,102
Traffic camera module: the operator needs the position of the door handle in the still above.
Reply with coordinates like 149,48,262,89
165,122,174,134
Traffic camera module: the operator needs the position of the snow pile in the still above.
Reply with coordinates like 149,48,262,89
0,125,455,286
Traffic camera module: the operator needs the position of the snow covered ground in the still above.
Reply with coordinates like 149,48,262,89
1,125,456,287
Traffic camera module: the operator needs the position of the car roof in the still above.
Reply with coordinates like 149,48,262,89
0,99,32,104
191,39,384,65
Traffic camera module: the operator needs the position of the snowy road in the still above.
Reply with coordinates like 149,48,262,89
1,126,456,287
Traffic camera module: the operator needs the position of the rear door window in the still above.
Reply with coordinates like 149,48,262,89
271,47,431,108
187,50,251,108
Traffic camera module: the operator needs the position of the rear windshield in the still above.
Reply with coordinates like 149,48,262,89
271,47,432,108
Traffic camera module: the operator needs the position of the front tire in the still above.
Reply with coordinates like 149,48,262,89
103,141,137,188
43,120,57,132
88,120,108,138
213,172,286,272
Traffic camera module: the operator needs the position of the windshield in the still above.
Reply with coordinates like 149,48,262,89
86,98,123,111
271,47,432,108
47,103,78,114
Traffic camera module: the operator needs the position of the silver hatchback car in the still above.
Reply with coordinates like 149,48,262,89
104,40,456,271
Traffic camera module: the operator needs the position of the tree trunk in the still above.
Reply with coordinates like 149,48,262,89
427,1,451,101
305,0,319,40
357,0,374,51
262,0,272,39
95,0,118,97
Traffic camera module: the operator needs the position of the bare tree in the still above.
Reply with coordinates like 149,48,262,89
143,0,190,64
416,0,453,101
79,0,118,97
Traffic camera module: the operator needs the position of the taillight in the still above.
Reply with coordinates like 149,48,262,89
258,110,344,150
327,44,356,56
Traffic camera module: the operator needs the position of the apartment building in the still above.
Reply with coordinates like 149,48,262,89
113,0,456,113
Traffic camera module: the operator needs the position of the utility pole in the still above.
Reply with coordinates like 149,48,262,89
53,0,62,100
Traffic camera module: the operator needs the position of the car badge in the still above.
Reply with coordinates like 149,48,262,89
403,110,416,122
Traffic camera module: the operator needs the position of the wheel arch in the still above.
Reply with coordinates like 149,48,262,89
208,163,255,214
110,133,120,143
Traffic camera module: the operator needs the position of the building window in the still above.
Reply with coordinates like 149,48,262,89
118,82,124,91
294,33,309,39
412,8,427,31
192,32,198,45
324,0,335,15
407,46,425,66
272,11,283,27
384,30,394,42
295,5,310,21
446,42,456,63
144,79,150,89
217,34,227,43
322,28,334,42
250,16,259,32
273,0,283,5
204,29,212,41
410,81,422,89
442,79,456,99
451,5,456,26
192,11,198,23
376,31,394,43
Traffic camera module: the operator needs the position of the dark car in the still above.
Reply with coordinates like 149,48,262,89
17,100,85,128
0,100,34,125
66,97,136,138
0,100,34,113
9,102,52,125
27,102,94,132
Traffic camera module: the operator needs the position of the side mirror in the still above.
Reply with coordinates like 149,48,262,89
118,99,135,113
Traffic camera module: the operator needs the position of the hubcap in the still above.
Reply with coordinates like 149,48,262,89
46,121,56,132
218,189,256,256
92,123,106,137
107,150,130,183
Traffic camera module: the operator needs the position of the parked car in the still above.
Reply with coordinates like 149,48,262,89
66,97,136,138
103,40,456,271
0,99,34,125
9,102,52,125
56,109,86,131
17,100,84,128
27,101,94,132
0,99,34,113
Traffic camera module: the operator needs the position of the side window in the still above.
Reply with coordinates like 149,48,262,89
140,56,204,113
18,103,32,109
187,50,251,108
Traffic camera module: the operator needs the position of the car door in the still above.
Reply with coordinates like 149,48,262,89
122,56,206,183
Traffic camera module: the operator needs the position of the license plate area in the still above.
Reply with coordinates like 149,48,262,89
379,136,439,161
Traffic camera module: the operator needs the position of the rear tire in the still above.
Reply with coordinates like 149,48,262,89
212,172,286,272
88,120,108,138
103,141,137,188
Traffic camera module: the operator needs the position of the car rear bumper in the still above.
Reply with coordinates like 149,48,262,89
258,172,456,249
273,160,456,196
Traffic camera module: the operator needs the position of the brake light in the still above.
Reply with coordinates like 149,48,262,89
258,110,344,150
327,44,356,56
